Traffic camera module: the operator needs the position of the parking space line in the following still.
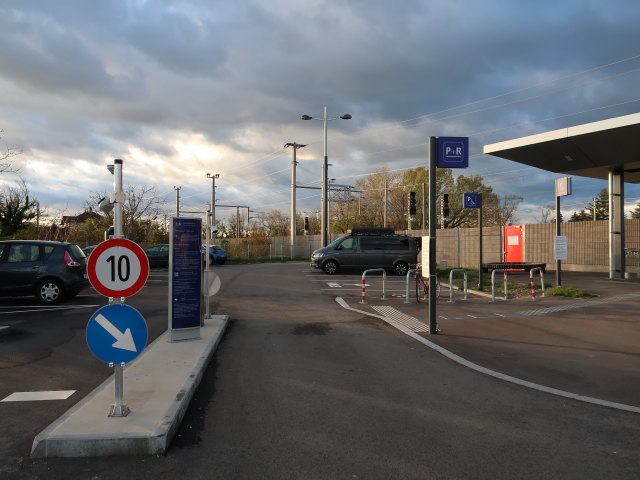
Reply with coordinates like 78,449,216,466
2,391,76,402
0,305,100,315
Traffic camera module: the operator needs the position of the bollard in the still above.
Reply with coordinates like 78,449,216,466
529,267,545,301
361,268,387,304
448,269,468,303
490,269,508,302
405,269,417,303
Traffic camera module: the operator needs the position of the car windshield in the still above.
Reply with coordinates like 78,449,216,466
327,236,348,248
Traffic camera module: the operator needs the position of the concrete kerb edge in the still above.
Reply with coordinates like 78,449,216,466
148,315,229,455
31,315,229,458
334,297,640,415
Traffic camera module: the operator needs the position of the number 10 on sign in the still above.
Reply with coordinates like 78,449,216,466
87,239,149,298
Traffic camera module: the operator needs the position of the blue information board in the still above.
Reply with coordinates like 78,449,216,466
464,193,482,209
437,137,469,168
169,217,202,340
86,304,148,364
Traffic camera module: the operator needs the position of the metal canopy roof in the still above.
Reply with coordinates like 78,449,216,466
483,112,640,183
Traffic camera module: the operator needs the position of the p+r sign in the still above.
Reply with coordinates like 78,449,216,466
437,137,469,168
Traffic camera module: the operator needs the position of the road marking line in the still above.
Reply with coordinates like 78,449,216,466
335,297,640,414
0,305,100,315
2,391,76,402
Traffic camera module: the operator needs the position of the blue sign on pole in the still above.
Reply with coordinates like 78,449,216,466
464,193,482,209
86,304,148,364
437,137,469,168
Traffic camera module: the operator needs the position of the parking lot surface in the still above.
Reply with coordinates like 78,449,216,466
309,269,640,409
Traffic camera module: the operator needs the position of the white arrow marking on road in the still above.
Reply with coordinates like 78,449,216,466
327,282,341,287
95,313,137,352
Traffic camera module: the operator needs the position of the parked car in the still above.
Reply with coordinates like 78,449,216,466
202,244,227,265
144,244,169,268
310,227,419,275
82,245,97,256
0,240,88,303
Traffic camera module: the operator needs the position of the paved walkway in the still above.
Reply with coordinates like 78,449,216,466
340,272,640,410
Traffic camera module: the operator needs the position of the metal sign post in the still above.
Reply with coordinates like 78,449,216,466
428,137,438,334
86,159,150,417
428,136,470,334
555,177,572,286
464,193,483,290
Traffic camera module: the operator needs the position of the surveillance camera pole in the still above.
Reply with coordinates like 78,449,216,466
113,159,124,239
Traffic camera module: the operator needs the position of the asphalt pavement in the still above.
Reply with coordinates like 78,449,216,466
338,271,640,409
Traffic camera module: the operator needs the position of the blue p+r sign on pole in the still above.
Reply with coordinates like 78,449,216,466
437,137,469,168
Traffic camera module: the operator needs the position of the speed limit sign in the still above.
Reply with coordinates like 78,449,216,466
87,239,149,298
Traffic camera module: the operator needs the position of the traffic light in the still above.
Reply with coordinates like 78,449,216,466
408,191,417,215
442,193,450,218
304,216,309,232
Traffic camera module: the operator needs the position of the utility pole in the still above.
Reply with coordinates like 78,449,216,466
383,179,388,227
174,186,181,217
285,142,306,259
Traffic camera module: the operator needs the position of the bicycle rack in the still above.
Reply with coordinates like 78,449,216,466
361,268,387,304
448,269,468,303
529,267,545,301
490,269,508,302
405,269,417,304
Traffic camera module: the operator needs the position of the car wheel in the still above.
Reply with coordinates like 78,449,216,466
37,279,64,303
323,260,339,274
393,261,409,276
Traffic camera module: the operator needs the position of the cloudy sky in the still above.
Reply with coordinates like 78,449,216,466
1,0,639,225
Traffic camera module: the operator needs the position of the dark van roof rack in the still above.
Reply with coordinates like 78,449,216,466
348,227,396,236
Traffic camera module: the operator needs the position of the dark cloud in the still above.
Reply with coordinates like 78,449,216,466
0,0,639,220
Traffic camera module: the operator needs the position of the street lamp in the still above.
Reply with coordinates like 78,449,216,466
301,106,352,247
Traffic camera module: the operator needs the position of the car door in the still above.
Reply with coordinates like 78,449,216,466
357,236,387,269
331,236,359,268
0,243,44,294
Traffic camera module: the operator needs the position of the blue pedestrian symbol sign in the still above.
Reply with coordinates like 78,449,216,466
86,304,148,364
464,193,482,209
437,137,469,168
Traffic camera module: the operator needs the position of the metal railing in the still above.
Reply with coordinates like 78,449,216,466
404,268,418,303
490,269,508,302
448,269,468,303
361,268,387,304
529,267,545,301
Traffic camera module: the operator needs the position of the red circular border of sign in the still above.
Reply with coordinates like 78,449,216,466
87,238,150,298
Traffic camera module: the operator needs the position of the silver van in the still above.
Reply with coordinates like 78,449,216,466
310,228,419,275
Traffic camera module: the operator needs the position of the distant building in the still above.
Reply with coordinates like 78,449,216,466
61,207,102,227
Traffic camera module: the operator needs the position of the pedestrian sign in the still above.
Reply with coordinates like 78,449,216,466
86,304,148,364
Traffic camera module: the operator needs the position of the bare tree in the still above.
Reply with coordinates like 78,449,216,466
0,130,21,174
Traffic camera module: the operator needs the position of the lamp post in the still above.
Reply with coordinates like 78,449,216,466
301,106,351,247
204,173,219,320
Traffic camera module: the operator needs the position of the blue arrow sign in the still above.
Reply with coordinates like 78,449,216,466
86,304,148,364
464,193,482,209
437,137,469,168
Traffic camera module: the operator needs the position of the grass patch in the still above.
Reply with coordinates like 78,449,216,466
545,285,594,298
